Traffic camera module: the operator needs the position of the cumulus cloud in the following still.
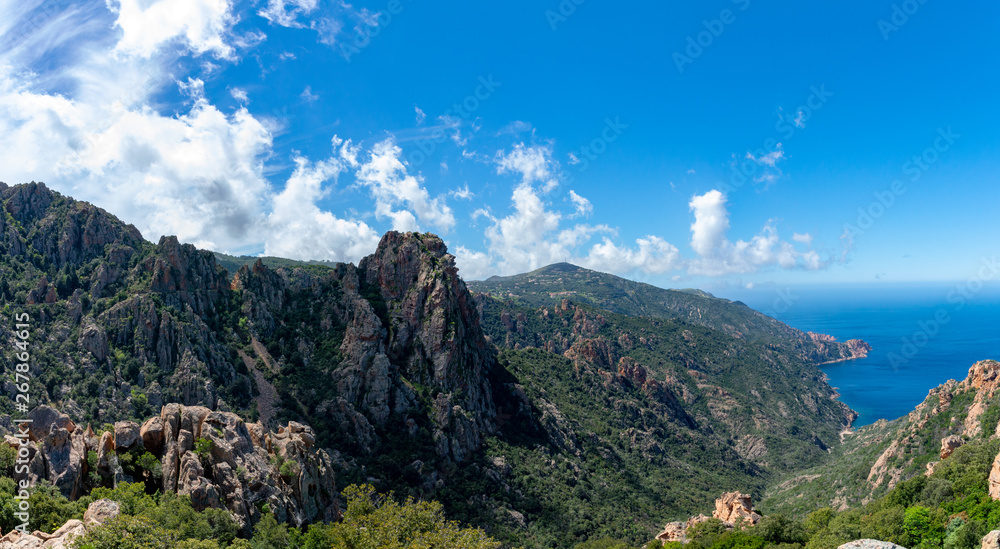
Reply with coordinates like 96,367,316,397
452,145,684,279
107,0,239,59
496,143,559,191
265,137,380,261
686,190,825,275
580,236,682,275
0,1,378,261
355,139,456,232
568,190,592,217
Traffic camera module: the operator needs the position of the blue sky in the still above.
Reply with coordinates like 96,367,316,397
1,0,997,291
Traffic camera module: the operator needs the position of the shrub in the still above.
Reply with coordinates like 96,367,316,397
70,514,171,548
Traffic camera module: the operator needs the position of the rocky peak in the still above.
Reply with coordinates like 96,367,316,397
147,235,230,318
3,181,54,225
359,231,452,301
357,231,498,459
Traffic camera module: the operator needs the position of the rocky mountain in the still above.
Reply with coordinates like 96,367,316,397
763,359,1000,516
0,182,876,547
468,263,871,365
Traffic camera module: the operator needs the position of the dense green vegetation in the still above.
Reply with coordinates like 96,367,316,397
470,264,809,344
0,478,500,549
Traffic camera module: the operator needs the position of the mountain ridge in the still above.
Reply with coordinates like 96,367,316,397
0,182,886,547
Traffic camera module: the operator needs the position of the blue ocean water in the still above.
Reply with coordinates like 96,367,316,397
730,285,1000,426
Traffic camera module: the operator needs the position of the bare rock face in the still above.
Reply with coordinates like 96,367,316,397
146,235,229,319
838,541,908,549
655,522,688,543
940,435,964,459
714,491,762,526
114,421,142,451
83,499,120,528
981,530,1000,549
845,339,873,359
140,416,164,455
358,232,498,460
13,403,339,537
26,405,75,442
234,231,500,461
78,317,109,362
652,492,761,546
989,452,1000,500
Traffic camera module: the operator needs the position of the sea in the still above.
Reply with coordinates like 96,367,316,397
725,284,1000,427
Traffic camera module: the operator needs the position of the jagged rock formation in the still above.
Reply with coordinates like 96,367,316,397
713,492,761,526
940,435,964,459
232,231,497,461
6,404,337,535
0,498,118,548
654,492,761,544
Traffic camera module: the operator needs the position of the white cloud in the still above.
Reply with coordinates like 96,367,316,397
496,143,559,191
301,85,319,102
265,137,380,261
581,236,682,275
687,190,826,275
456,152,683,279
454,246,493,280
450,185,473,200
568,190,592,217
793,232,813,245
744,143,785,187
107,0,239,59
0,56,274,251
746,146,784,167
258,0,318,28
356,139,456,232
230,87,248,102
498,120,532,136
794,109,806,128
414,106,426,125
